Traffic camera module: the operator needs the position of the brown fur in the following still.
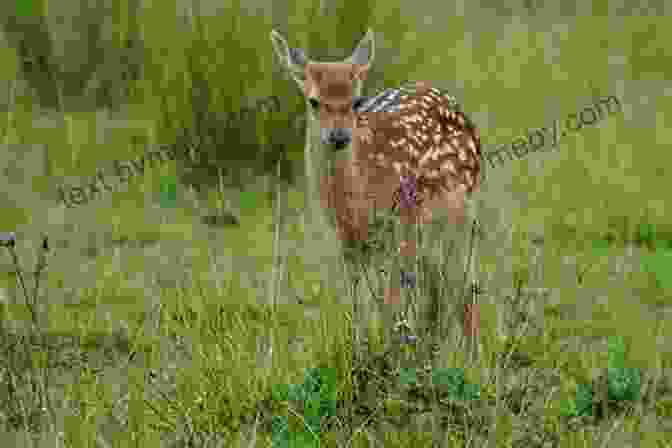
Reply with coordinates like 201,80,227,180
272,29,483,357
315,79,482,245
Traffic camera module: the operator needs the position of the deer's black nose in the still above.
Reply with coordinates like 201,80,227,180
329,129,351,149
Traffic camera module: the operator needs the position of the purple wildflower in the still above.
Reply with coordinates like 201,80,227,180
396,174,420,210
0,232,16,247
400,334,418,344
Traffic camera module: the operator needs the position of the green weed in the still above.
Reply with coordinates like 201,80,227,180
270,367,338,447
561,335,642,419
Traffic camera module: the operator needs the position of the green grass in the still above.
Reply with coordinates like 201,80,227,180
158,174,178,209
0,0,671,446
14,0,34,18
590,223,672,291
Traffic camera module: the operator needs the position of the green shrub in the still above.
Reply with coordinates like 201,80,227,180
270,367,337,447
561,336,642,418
397,367,481,401
431,367,481,402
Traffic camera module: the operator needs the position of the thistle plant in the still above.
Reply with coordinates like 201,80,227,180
394,318,418,346
389,174,422,304
0,232,50,329
0,231,55,433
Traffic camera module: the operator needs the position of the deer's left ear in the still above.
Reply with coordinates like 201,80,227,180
270,29,309,89
347,28,374,70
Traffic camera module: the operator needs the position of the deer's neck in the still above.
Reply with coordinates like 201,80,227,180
303,113,370,241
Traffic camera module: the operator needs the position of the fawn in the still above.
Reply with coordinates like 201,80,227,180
270,29,484,356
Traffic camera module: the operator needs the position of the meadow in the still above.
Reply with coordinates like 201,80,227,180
0,0,671,446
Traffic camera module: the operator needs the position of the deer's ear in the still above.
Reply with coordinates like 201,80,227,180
347,28,375,70
270,29,308,88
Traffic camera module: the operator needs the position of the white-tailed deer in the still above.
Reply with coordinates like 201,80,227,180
270,29,483,356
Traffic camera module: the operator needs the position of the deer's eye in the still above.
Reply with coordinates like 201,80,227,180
352,96,367,111
308,98,320,110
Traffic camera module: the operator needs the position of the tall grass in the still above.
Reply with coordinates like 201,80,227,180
0,0,671,446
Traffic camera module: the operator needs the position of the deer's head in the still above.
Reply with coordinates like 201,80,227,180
270,29,375,152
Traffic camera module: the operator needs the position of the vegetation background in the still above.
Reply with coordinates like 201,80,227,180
0,0,670,446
